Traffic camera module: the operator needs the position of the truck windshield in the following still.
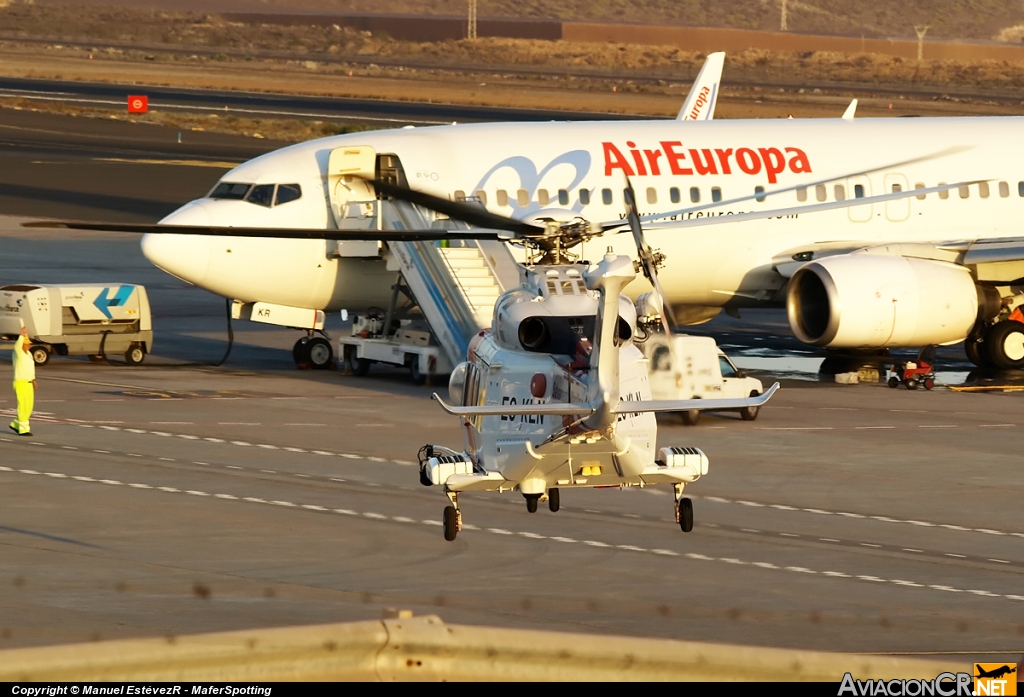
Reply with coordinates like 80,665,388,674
719,355,738,378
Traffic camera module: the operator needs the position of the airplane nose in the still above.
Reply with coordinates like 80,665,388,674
142,202,213,285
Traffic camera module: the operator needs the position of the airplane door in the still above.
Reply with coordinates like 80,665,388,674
883,173,911,222
847,175,872,223
327,145,377,229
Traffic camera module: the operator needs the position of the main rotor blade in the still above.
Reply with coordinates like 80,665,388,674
21,220,508,241
641,180,981,233
623,177,677,331
601,145,975,228
365,177,545,237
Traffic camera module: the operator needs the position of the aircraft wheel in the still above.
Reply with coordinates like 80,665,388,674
124,343,146,366
292,338,305,365
678,497,694,533
305,337,333,370
965,332,989,368
740,390,760,421
905,378,918,390
985,320,1024,370
548,488,560,512
29,345,50,366
525,494,540,513
407,355,426,385
888,376,899,388
681,409,700,426
443,506,458,541
346,350,370,376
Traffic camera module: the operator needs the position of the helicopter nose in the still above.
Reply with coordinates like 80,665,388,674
142,202,213,285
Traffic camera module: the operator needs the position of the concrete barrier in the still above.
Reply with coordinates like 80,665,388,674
0,614,963,681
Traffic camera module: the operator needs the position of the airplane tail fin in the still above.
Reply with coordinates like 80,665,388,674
678,52,724,121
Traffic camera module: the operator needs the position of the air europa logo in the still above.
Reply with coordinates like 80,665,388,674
602,141,812,184
687,86,712,120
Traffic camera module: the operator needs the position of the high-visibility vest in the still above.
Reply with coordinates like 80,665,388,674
12,336,35,382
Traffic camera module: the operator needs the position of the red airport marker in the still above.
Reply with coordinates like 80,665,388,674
127,95,148,114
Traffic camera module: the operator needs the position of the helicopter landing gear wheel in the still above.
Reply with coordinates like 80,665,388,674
678,497,694,533
443,491,461,541
525,494,540,513
548,488,560,512
443,505,459,542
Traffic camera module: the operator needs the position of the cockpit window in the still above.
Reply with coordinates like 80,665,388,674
246,184,275,208
275,184,302,205
209,182,252,200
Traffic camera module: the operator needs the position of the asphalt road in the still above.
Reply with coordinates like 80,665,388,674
0,106,1021,666
0,220,1022,664
0,107,276,222
0,76,632,127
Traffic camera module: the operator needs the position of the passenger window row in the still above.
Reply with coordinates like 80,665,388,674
454,179,1024,211
462,186,725,208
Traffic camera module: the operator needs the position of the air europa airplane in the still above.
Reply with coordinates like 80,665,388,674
136,112,1024,371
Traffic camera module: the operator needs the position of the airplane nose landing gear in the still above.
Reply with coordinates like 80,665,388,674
293,331,333,370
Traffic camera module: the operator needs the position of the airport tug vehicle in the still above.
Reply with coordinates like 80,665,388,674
888,345,937,390
401,182,778,541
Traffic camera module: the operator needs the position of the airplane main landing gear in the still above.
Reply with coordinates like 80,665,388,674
293,332,333,370
443,491,462,542
674,483,694,533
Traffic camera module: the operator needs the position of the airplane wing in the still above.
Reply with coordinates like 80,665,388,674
678,52,724,121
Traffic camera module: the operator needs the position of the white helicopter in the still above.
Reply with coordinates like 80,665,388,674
372,177,779,541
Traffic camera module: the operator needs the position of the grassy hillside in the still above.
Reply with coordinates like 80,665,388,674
28,0,1024,41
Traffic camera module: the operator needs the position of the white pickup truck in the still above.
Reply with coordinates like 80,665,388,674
642,334,765,425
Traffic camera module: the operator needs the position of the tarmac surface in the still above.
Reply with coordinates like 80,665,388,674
0,76,632,127
0,107,1022,665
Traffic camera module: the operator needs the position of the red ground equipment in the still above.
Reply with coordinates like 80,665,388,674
888,346,936,390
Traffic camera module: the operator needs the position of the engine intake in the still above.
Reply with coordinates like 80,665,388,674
787,254,985,348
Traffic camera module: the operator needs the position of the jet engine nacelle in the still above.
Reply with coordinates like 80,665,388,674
786,254,990,348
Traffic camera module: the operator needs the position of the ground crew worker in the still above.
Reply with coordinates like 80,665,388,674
10,324,36,436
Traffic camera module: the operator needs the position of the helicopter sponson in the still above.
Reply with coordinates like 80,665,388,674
419,252,778,541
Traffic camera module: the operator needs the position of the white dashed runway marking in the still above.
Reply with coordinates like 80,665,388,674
0,461,1020,605
699,495,1024,539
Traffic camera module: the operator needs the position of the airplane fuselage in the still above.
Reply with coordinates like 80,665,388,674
147,116,1024,319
